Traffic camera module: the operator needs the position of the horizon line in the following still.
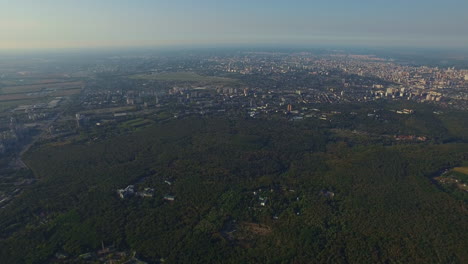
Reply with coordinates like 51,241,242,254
2,43,468,54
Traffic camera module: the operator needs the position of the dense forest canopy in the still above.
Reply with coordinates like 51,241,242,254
0,112,467,263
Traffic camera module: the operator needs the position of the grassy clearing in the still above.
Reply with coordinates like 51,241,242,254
130,72,236,83
453,167,468,175
80,106,136,115
121,118,154,128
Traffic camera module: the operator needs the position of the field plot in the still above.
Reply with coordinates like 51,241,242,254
0,97,51,112
0,81,83,95
0,81,82,113
121,118,154,129
435,165,468,192
130,72,236,83
53,88,81,96
0,88,81,102
0,94,34,101
80,106,137,115
0,79,69,86
453,167,468,175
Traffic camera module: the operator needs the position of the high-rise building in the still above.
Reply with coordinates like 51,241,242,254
287,104,292,112
76,114,82,127
9,117,16,131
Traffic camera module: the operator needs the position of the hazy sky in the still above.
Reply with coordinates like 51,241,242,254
1,0,468,50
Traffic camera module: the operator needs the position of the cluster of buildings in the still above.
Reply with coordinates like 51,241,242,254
64,51,468,134
395,109,414,115
209,52,468,108
117,184,175,201
0,118,27,155
117,185,155,199
395,135,427,141
53,243,148,264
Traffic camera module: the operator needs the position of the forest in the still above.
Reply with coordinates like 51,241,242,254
0,111,467,263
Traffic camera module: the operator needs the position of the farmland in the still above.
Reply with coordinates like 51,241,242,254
0,88,81,102
0,81,83,95
79,106,137,115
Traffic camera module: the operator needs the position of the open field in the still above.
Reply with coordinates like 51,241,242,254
240,222,272,236
121,118,154,128
130,72,237,83
53,88,81,96
0,97,52,112
0,81,83,95
80,106,137,115
0,79,70,86
0,88,81,102
453,167,468,175
0,94,34,101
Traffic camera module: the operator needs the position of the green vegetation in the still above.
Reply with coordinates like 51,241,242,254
130,72,237,83
79,106,137,115
120,118,154,130
0,115,466,264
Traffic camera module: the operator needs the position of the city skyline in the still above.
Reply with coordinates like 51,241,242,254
1,0,468,50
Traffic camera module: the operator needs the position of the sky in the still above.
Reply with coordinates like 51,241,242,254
1,0,468,50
